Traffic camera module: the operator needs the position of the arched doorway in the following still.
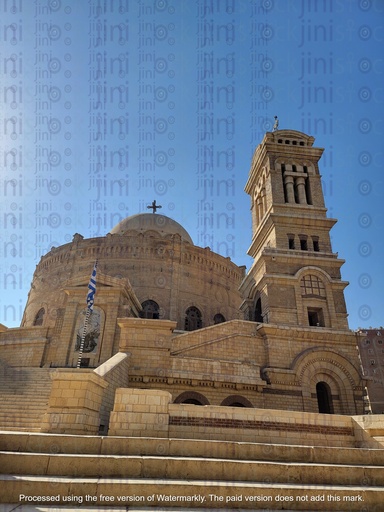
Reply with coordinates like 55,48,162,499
316,382,334,414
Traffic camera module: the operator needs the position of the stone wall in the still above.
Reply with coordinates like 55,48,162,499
108,387,362,448
0,327,48,367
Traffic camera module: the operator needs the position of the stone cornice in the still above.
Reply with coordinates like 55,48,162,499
118,317,177,331
256,322,355,341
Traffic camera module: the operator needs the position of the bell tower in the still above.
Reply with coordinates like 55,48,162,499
240,130,349,330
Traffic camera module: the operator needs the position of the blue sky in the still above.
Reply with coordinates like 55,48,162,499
1,0,383,329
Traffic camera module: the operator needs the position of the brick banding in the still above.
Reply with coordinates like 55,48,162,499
169,416,353,436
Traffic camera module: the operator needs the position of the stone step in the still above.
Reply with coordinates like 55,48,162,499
0,398,49,404
0,508,348,512
0,413,47,430
0,421,42,428
0,386,51,391
0,402,48,410
0,385,51,390
0,393,50,399
0,507,129,512
0,410,48,417
1,475,382,509
0,418,42,425
0,427,41,432
2,451,384,487
0,364,52,431
1,431,384,466
0,382,51,388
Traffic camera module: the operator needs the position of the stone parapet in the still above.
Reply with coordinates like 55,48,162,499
40,368,108,435
94,352,130,433
0,327,49,367
108,388,172,437
107,387,361,448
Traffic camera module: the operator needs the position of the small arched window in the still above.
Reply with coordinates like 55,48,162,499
184,306,202,331
316,381,334,414
213,313,226,324
221,395,253,408
33,308,45,326
174,391,209,405
140,300,159,319
254,297,263,323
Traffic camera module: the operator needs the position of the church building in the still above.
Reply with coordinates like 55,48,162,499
0,130,367,432
2,130,384,508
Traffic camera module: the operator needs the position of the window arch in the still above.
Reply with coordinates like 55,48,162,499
221,395,253,408
174,391,209,405
184,306,202,331
316,381,334,414
33,308,45,326
140,300,159,319
213,313,226,324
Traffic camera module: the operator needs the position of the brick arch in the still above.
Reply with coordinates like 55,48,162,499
309,370,344,414
295,266,332,283
292,348,360,387
221,395,253,408
244,287,268,323
291,348,362,414
173,391,209,405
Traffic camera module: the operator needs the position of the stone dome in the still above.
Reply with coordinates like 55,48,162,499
109,213,194,244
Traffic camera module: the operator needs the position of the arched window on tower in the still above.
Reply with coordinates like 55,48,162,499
254,297,263,323
301,274,326,327
140,300,160,319
300,275,325,298
33,308,45,326
213,313,226,324
316,382,334,414
184,306,202,331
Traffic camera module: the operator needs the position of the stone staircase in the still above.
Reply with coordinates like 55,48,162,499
0,363,53,432
0,431,384,510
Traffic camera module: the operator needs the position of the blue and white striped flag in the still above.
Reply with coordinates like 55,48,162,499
86,262,97,311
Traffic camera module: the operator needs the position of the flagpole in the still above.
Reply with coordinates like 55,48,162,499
76,308,91,368
77,260,97,369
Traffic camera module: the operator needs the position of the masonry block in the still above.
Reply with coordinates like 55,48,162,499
40,369,108,435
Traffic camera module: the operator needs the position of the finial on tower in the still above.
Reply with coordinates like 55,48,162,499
273,116,279,131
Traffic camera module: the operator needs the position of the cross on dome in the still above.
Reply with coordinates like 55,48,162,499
147,200,162,214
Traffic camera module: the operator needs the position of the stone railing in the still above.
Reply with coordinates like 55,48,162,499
40,352,130,435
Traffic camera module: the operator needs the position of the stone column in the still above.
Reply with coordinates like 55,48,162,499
284,175,295,203
257,197,263,222
296,176,307,204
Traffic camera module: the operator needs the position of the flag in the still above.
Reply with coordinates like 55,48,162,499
86,262,97,311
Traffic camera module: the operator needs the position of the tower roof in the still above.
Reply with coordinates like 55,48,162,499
109,213,194,244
